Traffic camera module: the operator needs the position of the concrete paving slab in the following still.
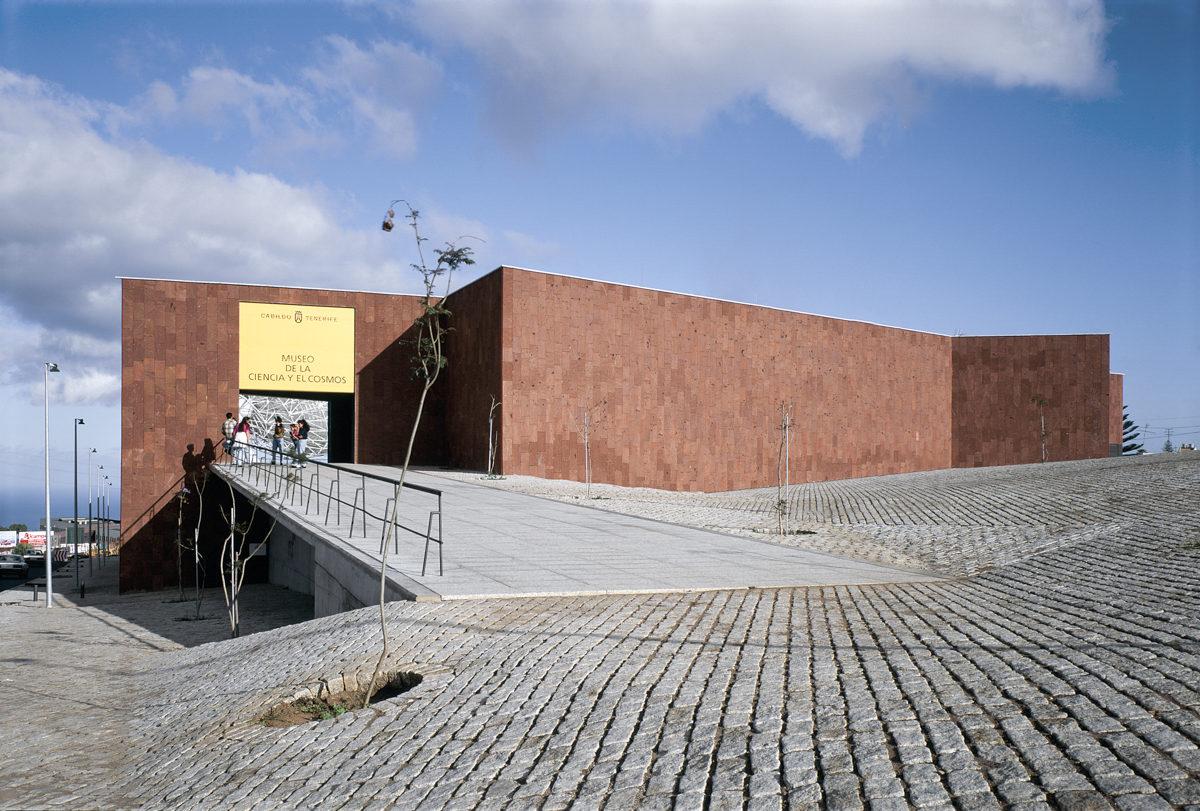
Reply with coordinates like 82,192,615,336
267,463,946,599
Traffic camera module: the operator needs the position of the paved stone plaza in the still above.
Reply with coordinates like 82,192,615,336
2,453,1198,810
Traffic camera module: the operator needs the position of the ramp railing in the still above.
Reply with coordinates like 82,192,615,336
216,438,444,576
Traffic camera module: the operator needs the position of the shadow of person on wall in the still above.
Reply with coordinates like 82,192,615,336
182,444,203,478
200,438,217,469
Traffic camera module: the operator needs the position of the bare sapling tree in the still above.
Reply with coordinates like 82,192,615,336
568,399,607,499
1030,396,1049,463
219,477,283,638
174,486,189,601
365,200,476,708
174,468,211,618
188,467,210,619
776,401,793,534
487,395,502,478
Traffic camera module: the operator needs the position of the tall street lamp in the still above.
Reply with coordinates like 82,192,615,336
96,466,105,567
74,418,84,589
101,476,110,566
106,479,114,562
87,449,96,577
44,362,59,608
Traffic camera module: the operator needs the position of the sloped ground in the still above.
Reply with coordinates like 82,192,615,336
442,454,1193,577
4,454,1199,810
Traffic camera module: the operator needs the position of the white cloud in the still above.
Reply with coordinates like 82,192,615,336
304,36,444,159
504,229,560,263
305,36,443,107
45,369,122,407
126,66,340,158
0,69,411,398
0,311,121,406
409,0,1115,155
123,36,443,161
352,95,419,159
177,66,314,131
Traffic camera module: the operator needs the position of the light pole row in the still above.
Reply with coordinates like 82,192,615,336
43,361,117,608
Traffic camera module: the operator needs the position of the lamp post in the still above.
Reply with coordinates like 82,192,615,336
95,466,105,568
74,418,84,589
106,479,114,562
87,450,96,576
102,476,111,566
44,362,59,608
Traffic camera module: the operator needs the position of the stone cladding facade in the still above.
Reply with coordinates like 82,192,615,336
950,334,1111,468
119,270,1119,591
492,268,954,492
1110,372,1124,448
120,279,431,592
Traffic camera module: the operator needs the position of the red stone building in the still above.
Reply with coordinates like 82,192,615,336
120,268,1121,591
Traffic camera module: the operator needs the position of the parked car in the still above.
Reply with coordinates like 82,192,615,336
0,554,30,578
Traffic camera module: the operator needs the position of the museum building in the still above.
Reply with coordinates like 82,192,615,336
120,267,1123,591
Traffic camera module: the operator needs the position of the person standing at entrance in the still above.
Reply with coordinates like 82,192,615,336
221,412,236,458
271,416,286,464
234,416,252,462
296,419,310,467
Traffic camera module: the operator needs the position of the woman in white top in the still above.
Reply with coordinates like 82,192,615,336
234,417,252,462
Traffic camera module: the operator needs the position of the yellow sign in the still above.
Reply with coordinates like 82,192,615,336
239,302,355,393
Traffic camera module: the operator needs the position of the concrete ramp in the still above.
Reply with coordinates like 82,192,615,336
217,463,944,615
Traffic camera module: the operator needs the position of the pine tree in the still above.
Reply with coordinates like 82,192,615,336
1122,406,1143,455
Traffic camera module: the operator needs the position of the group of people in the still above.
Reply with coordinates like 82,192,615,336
221,412,309,467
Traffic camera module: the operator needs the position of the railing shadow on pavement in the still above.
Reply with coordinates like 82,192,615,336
216,437,444,576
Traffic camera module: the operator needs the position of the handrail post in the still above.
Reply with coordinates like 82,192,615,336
349,487,365,538
421,506,443,577
380,495,396,552
325,480,340,526
389,483,399,561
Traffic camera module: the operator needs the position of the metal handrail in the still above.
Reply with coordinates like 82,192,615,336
379,484,444,576
217,436,444,575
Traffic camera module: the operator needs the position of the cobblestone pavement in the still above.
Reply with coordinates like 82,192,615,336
433,454,1198,577
5,454,1200,810
0,560,313,810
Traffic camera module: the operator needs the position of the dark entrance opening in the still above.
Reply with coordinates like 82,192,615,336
239,390,355,464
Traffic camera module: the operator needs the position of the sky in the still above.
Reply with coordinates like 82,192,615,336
0,0,1196,528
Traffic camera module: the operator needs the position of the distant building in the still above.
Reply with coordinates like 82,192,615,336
119,268,1122,591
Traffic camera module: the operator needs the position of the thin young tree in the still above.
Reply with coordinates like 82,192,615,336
174,485,189,602
1162,428,1175,454
174,465,211,616
568,399,606,500
218,479,284,638
776,401,793,534
364,200,476,708
487,395,502,478
188,467,210,619
1030,396,1049,463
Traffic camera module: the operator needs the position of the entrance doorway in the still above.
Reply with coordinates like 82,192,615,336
238,391,355,463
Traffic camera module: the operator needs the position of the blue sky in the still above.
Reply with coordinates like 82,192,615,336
1,0,1196,527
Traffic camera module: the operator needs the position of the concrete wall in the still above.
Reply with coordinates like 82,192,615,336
268,522,314,597
950,335,1111,467
219,471,425,617
494,269,954,492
